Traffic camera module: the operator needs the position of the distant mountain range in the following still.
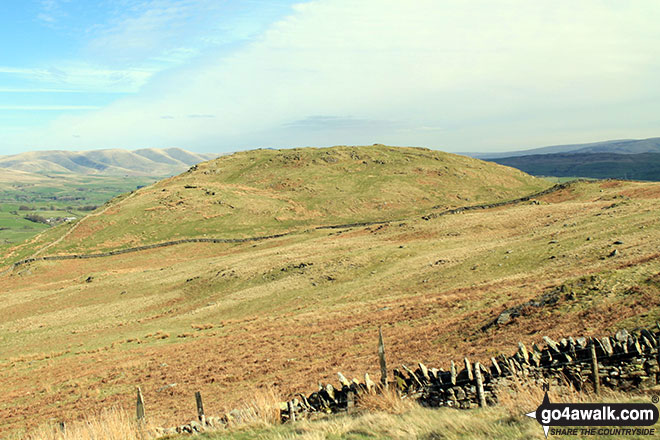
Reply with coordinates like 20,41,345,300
490,152,660,181
0,148,218,176
470,137,660,159
465,137,660,181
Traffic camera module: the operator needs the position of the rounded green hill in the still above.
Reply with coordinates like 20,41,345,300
8,145,549,257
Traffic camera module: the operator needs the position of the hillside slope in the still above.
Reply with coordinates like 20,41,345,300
0,148,218,176
2,145,548,261
2,177,660,437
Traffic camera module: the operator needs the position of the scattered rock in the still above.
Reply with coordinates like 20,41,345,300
157,383,177,392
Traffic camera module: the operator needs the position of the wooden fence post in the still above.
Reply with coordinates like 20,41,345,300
378,327,388,389
346,391,355,413
136,387,145,421
590,340,600,395
475,362,486,408
195,391,205,425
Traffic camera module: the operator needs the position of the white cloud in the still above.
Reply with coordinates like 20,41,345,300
83,0,222,67
11,0,660,152
0,105,100,110
0,63,156,93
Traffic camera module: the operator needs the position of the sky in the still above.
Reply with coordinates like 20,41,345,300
1,0,659,155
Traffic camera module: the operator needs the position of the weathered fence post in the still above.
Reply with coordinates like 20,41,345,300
590,340,600,395
346,390,355,413
136,386,146,440
475,362,486,408
378,326,388,389
136,386,145,421
195,391,205,425
287,400,296,422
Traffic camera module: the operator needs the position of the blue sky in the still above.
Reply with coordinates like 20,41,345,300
1,0,659,154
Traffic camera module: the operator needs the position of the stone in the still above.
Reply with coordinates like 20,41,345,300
601,337,614,356
544,336,561,353
616,329,630,344
402,364,423,388
530,351,541,367
364,373,375,392
337,372,351,388
464,358,474,381
325,384,335,402
419,362,430,382
496,310,514,325
490,357,502,377
630,339,643,356
518,342,529,364
642,336,655,351
190,420,203,432
641,329,656,347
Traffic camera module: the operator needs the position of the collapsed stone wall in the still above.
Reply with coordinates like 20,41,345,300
281,325,659,421
153,325,660,435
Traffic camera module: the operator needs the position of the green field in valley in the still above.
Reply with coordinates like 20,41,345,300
0,170,158,251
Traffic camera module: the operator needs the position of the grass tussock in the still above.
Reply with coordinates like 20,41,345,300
198,391,658,440
228,387,283,427
495,375,625,417
25,407,161,440
197,405,543,440
21,388,657,440
356,387,417,414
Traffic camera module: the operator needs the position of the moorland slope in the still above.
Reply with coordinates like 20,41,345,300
2,146,660,437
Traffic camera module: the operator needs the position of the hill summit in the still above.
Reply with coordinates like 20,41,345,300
12,145,549,257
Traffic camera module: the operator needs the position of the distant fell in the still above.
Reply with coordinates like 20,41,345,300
489,152,660,181
0,148,218,176
471,137,660,159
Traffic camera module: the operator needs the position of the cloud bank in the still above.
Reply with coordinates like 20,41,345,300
6,0,660,153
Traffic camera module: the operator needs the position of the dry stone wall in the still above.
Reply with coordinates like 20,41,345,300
281,325,660,421
153,325,660,435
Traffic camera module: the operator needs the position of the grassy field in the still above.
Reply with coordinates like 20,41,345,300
1,146,660,438
0,170,158,251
